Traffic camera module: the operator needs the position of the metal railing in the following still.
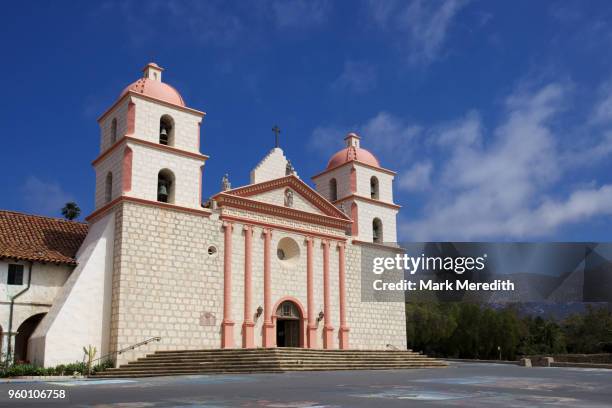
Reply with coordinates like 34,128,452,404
89,336,161,366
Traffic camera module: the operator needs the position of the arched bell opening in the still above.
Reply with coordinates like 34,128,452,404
157,169,175,204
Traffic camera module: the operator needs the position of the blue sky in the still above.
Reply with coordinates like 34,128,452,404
2,0,612,241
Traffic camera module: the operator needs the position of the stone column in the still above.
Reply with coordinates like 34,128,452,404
262,228,275,347
242,225,255,348
306,237,317,348
221,221,235,348
337,242,350,349
322,240,334,349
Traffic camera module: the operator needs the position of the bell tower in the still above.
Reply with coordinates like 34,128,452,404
312,132,399,243
93,63,207,212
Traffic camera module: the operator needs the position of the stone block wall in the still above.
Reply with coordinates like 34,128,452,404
345,243,407,350
110,202,223,365
127,142,204,209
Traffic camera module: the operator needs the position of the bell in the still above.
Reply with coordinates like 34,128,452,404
159,127,168,145
157,183,168,201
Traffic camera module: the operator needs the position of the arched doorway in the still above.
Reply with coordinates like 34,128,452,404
274,299,304,348
14,313,46,363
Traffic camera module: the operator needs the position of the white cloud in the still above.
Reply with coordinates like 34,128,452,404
533,185,612,229
332,61,377,94
399,81,612,240
367,0,471,64
310,124,347,153
312,79,612,240
310,112,421,163
399,161,433,191
590,79,612,124
432,110,482,147
360,112,421,160
20,176,75,217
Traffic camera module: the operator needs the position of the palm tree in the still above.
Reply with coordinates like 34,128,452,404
61,202,81,221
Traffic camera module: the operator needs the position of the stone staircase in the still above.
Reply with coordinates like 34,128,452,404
93,348,447,378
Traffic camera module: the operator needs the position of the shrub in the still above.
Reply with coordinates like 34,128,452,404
0,361,88,378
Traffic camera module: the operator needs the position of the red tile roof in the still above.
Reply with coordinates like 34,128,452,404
0,210,88,265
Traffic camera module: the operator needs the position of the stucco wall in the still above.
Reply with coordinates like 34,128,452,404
0,261,72,362
250,148,296,184
313,164,353,202
28,212,115,367
99,99,129,152
355,200,398,243
94,147,125,209
131,97,202,153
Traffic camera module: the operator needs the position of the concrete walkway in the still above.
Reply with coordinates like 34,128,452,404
0,362,611,407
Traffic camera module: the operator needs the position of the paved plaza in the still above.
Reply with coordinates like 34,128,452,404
0,362,611,407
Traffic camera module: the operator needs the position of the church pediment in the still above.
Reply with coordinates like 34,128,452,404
214,175,351,231
220,175,349,219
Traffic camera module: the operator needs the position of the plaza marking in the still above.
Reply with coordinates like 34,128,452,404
351,388,475,401
48,379,137,386
413,376,497,385
169,375,255,384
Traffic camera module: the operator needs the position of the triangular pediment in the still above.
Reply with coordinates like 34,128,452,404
218,175,350,220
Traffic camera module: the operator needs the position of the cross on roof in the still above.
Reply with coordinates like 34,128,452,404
272,125,281,148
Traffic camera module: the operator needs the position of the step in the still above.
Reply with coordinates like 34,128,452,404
92,348,447,378
100,362,446,372
95,365,447,377
101,362,447,374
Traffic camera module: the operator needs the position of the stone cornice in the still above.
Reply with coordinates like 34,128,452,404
92,136,209,166
333,194,401,210
311,160,397,180
220,214,347,241
352,239,405,252
97,92,205,123
86,196,211,223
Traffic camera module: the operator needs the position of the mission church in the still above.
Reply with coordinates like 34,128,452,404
0,63,406,367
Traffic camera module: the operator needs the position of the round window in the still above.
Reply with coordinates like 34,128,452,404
208,246,217,256
276,237,300,267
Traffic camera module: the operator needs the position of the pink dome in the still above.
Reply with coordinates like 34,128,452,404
326,146,380,170
119,78,185,107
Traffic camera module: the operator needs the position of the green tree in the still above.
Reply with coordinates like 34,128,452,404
564,305,612,353
61,202,81,220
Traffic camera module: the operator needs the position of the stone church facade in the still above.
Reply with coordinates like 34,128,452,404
13,63,406,367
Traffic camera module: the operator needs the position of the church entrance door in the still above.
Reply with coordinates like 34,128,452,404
275,300,301,347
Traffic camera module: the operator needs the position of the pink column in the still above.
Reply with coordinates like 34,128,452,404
121,147,133,193
221,222,235,348
126,101,135,136
322,240,334,349
306,237,317,348
337,242,350,349
262,229,275,347
242,225,255,348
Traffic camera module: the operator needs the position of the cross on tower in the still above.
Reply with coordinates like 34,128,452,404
272,125,281,148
